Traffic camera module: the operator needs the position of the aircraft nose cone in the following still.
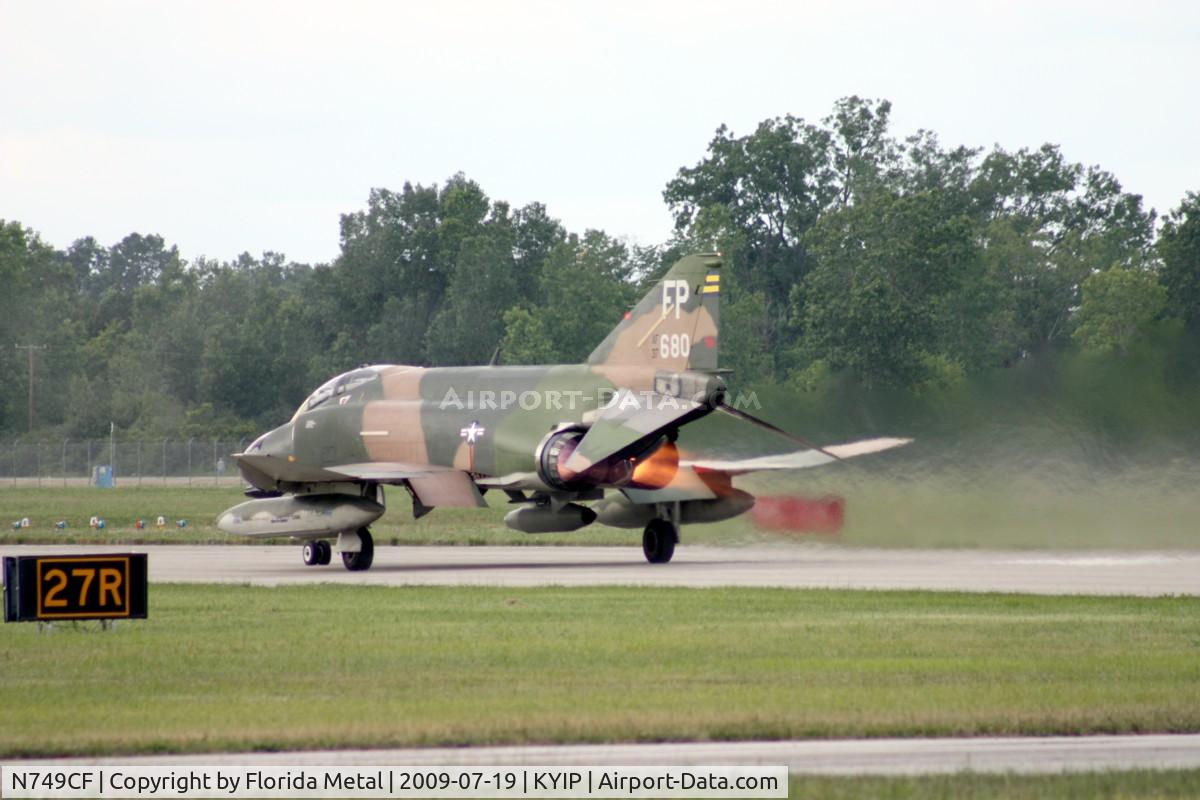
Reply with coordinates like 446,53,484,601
249,422,295,460
235,422,297,492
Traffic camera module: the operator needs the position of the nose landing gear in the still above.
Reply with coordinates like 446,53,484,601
303,529,374,570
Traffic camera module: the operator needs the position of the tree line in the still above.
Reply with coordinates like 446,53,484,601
1,96,1197,441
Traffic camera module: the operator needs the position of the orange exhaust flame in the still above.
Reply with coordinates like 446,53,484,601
629,441,680,489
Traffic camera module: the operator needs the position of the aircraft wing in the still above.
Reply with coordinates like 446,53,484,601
235,454,452,486
562,390,706,472
329,462,487,508
681,437,912,475
327,461,452,481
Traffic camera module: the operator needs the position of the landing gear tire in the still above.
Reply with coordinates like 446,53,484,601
302,542,321,566
341,526,375,572
316,540,332,565
642,519,677,564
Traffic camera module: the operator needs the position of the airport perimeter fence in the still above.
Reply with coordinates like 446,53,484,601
0,439,249,487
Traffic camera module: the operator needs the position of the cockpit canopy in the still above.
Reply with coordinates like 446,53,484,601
293,366,384,419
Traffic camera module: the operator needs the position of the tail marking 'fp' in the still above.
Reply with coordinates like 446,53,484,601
586,253,721,372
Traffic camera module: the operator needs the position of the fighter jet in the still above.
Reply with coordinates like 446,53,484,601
217,253,909,570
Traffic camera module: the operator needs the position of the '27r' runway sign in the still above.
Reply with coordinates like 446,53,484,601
3,553,148,622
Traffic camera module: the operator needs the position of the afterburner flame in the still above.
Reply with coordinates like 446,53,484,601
630,441,679,489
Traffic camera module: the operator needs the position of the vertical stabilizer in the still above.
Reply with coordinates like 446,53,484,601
586,253,721,371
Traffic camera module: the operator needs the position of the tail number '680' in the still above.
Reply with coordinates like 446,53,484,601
655,333,690,359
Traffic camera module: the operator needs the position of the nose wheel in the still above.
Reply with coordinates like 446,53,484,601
642,518,677,564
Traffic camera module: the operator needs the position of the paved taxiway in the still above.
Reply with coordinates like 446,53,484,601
14,735,1200,774
3,543,1197,595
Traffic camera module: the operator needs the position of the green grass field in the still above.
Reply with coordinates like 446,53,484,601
3,585,1198,757
2,468,1199,549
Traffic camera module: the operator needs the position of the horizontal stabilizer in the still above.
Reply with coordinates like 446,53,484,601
682,437,912,475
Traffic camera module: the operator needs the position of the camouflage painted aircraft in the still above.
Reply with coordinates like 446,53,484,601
217,253,909,570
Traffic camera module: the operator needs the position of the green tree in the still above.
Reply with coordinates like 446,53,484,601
662,113,836,351
799,189,981,387
500,307,557,365
425,211,520,365
0,221,80,434
1158,192,1200,330
825,96,900,206
512,202,567,293
662,98,909,377
85,233,183,335
969,146,1155,356
720,284,775,385
333,181,448,366
500,231,635,365
1073,266,1167,354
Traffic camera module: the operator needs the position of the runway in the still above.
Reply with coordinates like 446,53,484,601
2,543,1198,595
12,735,1200,774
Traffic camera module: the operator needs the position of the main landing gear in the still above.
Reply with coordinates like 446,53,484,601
302,540,332,566
300,526,374,571
341,526,375,572
642,518,678,564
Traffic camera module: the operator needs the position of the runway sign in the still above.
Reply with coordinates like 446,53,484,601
3,553,148,622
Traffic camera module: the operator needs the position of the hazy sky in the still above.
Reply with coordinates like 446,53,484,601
2,1,1197,265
